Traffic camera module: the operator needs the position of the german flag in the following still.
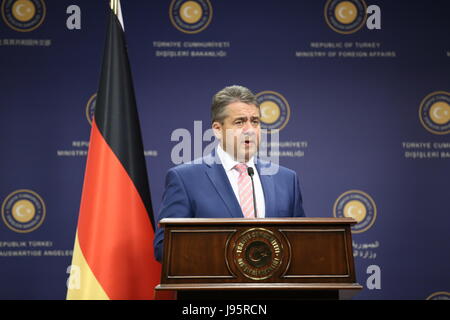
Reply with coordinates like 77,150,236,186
67,0,161,300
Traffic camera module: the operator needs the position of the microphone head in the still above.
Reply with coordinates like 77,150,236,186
247,167,254,176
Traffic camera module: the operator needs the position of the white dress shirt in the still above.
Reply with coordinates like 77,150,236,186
216,145,266,218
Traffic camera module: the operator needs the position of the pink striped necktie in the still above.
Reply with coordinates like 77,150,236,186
234,163,255,218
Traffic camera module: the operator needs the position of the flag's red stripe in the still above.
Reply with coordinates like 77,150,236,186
77,120,160,299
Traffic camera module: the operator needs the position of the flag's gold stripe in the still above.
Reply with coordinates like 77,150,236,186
66,232,109,300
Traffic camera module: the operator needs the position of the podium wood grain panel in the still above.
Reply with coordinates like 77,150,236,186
280,229,350,279
166,229,237,279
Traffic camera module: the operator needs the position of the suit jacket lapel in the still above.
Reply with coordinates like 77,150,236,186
204,153,243,218
256,159,276,218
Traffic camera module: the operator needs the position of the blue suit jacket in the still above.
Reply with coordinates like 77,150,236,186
153,152,305,261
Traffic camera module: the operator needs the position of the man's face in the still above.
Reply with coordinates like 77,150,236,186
213,101,261,162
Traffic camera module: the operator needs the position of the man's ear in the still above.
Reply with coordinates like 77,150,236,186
212,122,222,140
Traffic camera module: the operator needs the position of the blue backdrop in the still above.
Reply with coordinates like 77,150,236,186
1,0,449,300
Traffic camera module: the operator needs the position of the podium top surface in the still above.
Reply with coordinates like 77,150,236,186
159,217,356,226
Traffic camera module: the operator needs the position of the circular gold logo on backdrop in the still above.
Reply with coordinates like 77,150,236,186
233,228,283,280
85,93,97,125
426,291,450,300
333,190,376,233
169,0,212,34
419,91,450,135
256,91,291,132
324,0,367,34
1,189,46,233
1,0,46,32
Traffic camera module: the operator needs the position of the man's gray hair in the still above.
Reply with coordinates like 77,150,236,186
211,85,259,124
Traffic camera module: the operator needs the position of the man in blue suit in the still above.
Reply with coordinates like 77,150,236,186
154,85,305,262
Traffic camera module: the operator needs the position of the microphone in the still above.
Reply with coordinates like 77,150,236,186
247,167,258,218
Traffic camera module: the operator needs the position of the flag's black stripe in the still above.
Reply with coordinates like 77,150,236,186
94,10,155,230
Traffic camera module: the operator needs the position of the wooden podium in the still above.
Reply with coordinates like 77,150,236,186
155,218,362,300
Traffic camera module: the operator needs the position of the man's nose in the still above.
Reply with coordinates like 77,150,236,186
243,120,255,133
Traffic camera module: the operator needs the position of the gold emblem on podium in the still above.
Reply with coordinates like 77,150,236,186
233,228,283,280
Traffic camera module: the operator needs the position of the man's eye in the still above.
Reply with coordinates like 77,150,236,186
235,120,243,125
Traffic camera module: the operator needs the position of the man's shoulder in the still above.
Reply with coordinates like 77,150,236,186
256,158,297,178
168,154,216,175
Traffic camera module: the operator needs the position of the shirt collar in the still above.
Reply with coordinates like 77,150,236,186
216,144,255,172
